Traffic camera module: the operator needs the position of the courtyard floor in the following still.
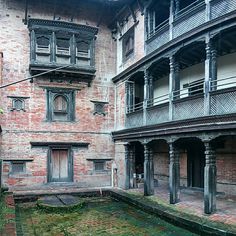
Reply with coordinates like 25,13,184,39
1,183,236,235
127,184,236,231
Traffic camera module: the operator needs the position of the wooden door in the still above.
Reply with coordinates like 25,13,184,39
49,149,72,182
187,143,204,188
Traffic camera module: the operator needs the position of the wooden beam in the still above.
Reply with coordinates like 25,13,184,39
24,0,28,25
97,3,106,27
136,0,144,15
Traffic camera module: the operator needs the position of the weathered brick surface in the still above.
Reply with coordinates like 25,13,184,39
114,142,126,189
0,0,116,188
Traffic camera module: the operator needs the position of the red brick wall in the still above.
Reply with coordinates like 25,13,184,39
0,0,116,188
216,137,236,195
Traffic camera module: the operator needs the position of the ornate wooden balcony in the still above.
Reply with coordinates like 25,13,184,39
146,0,236,54
125,77,236,129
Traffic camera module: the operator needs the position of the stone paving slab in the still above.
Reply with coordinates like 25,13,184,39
38,195,80,207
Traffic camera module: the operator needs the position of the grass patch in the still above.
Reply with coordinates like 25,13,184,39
0,193,15,232
16,197,197,236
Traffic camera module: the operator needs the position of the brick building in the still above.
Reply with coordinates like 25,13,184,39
0,0,236,214
0,0,119,188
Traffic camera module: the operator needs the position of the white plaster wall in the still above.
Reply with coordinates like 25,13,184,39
217,52,236,90
179,62,205,98
153,76,169,105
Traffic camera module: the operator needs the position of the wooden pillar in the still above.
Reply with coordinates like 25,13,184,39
124,143,130,190
205,0,211,21
30,30,36,62
169,142,180,204
211,49,217,91
175,0,180,15
143,143,154,196
204,141,216,214
204,37,211,115
169,56,175,121
52,31,56,63
169,0,175,40
149,75,154,107
143,70,149,125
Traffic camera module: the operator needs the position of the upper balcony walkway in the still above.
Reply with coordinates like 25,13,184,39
146,0,236,55
125,76,236,129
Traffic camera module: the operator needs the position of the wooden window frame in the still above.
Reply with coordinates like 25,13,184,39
46,89,75,122
11,161,26,174
122,28,135,62
93,160,106,173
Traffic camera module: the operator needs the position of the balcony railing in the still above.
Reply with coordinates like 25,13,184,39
146,0,236,54
125,77,236,128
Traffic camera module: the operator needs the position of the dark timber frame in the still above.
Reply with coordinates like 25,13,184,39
28,18,98,84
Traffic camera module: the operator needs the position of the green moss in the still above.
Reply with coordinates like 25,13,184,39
0,194,15,232
16,197,197,236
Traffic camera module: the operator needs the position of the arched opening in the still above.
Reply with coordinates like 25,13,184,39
53,95,68,121
130,141,144,189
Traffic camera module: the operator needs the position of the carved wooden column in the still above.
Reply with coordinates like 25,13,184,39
143,143,154,196
175,0,180,15
205,0,211,21
124,143,130,190
30,30,36,62
211,49,217,91
52,31,56,63
204,37,212,115
169,0,175,40
169,56,175,121
204,141,216,214
169,141,180,204
143,70,149,125
149,75,154,107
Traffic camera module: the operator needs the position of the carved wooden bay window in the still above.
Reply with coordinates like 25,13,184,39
28,19,98,79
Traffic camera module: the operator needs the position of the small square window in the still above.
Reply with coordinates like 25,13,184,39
11,162,25,173
122,28,134,62
94,161,105,172
91,101,107,116
10,98,26,111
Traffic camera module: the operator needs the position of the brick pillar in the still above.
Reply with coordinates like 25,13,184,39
0,52,3,85
0,159,2,196
143,143,154,196
129,146,135,188
169,142,180,204
124,143,130,190
204,141,216,214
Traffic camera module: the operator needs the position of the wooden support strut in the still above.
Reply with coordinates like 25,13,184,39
128,4,137,23
24,0,28,25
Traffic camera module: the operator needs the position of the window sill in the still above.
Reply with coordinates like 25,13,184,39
8,172,32,178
